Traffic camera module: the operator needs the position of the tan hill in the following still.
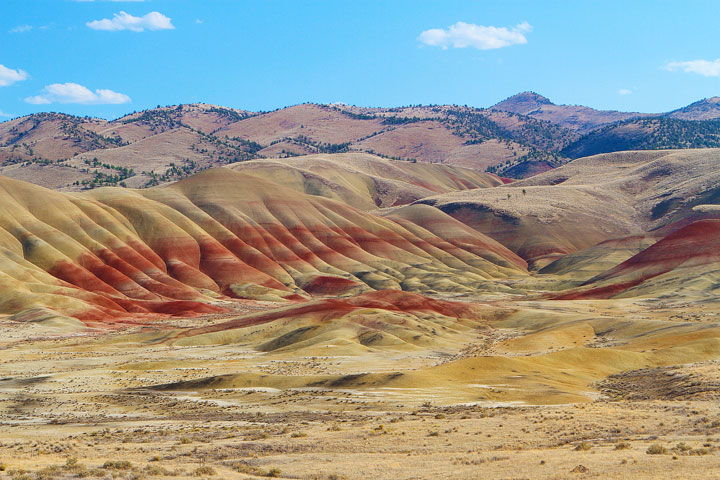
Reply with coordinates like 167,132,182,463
0,168,525,325
0,102,578,187
0,112,119,161
410,149,720,269
3,95,720,191
0,104,259,190
492,91,653,134
556,218,720,300
0,141,719,480
226,152,504,210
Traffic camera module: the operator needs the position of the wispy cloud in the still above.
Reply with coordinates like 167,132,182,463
418,21,532,50
25,83,131,105
0,110,11,118
0,64,28,87
9,25,32,34
665,59,720,77
87,11,174,32
618,89,632,95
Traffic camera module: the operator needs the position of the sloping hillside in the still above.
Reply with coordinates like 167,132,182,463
666,97,720,120
227,152,503,210
4,94,720,192
491,91,651,134
0,102,577,187
561,117,720,159
0,167,525,325
556,219,720,300
409,149,720,269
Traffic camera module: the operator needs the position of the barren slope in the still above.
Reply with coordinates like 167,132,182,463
409,149,720,268
0,169,525,325
226,152,503,209
556,219,720,300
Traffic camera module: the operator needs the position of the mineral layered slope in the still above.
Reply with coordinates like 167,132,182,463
227,152,504,209
0,166,524,325
557,219,720,300
414,149,720,269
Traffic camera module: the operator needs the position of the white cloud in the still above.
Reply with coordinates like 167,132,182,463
0,110,11,117
87,11,174,32
25,83,131,105
665,59,720,77
9,25,32,33
0,64,28,87
618,88,632,95
418,21,532,50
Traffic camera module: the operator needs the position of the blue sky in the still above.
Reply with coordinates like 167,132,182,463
0,0,719,119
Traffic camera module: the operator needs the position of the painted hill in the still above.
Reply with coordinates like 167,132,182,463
0,165,525,325
227,152,504,210
161,289,486,354
409,149,720,269
556,219,720,300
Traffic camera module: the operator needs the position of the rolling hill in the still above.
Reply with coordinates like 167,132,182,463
666,96,720,120
2,93,720,189
409,149,720,269
561,117,720,159
491,91,652,134
0,102,574,188
0,156,525,325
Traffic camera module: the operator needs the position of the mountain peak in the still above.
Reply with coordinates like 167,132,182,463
492,91,554,114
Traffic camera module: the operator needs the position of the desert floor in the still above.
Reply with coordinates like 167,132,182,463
1,290,720,480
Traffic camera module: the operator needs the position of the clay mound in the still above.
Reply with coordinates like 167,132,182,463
409,149,720,269
414,184,638,269
556,219,720,299
152,324,720,404
165,289,484,353
382,203,527,271
539,235,657,282
226,152,501,210
0,170,525,323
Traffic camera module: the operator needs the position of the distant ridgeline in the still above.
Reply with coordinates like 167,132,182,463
1,94,720,189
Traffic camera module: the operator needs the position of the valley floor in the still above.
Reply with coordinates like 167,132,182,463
1,291,720,479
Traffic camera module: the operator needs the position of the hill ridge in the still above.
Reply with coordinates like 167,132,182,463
2,93,720,188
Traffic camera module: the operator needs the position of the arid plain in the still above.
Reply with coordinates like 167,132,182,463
1,104,720,479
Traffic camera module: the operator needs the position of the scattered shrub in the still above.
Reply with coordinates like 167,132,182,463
192,466,216,476
646,444,668,455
